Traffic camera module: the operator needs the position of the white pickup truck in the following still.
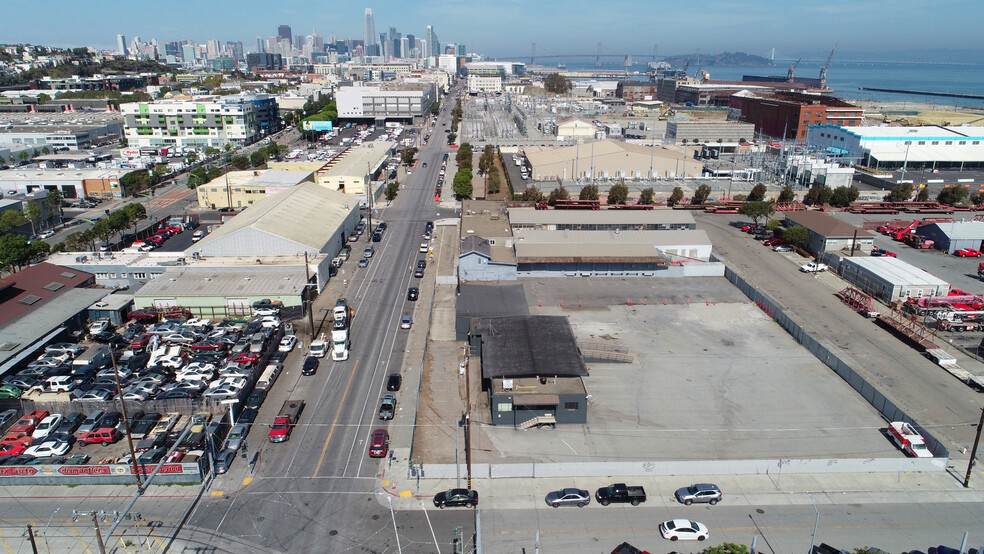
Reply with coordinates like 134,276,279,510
799,262,829,273
888,421,933,458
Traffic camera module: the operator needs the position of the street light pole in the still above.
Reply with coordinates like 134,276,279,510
807,492,819,554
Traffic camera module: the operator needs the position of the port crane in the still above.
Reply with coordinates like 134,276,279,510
786,58,802,82
819,44,838,89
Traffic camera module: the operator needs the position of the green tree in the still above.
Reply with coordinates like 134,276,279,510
705,543,750,554
249,150,267,168
185,151,199,165
639,188,655,205
41,146,51,155
829,185,860,207
46,189,63,225
120,170,150,195
938,186,969,206
803,184,833,206
37,93,51,105
478,145,495,176
400,147,418,166
668,186,684,207
917,187,931,202
456,143,473,169
765,218,781,230
230,155,250,170
548,186,570,206
430,101,440,115
25,201,43,236
777,185,795,203
579,184,599,201
886,182,913,202
521,185,545,202
781,224,809,245
607,183,629,205
204,146,220,158
123,202,147,236
18,151,30,163
0,233,32,273
738,200,775,226
488,172,501,194
64,231,88,251
446,132,457,144
692,184,712,205
0,209,28,231
385,181,399,201
747,183,767,202
543,73,573,94
152,163,169,183
453,168,473,198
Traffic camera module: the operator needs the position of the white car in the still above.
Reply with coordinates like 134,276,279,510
45,343,85,357
192,230,204,242
260,316,281,329
88,319,111,334
96,366,131,380
38,230,56,239
184,318,211,328
25,440,72,458
32,414,63,438
772,245,793,252
799,262,829,273
254,307,280,317
208,376,246,390
202,385,240,399
80,389,113,401
162,332,197,344
420,242,429,253
156,355,185,369
45,375,77,393
659,519,709,542
279,335,297,352
400,315,413,329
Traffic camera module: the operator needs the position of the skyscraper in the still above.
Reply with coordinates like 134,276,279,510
425,25,439,59
278,25,292,43
255,37,266,53
116,34,128,57
364,9,379,57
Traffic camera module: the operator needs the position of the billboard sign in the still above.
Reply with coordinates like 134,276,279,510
302,120,334,131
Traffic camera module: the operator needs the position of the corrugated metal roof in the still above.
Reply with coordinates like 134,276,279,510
514,229,710,246
785,211,872,239
924,220,984,240
515,242,669,261
508,208,695,226
322,140,393,177
189,182,356,255
842,257,948,287
134,270,309,298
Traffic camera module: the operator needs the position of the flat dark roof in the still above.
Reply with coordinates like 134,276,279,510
472,315,588,379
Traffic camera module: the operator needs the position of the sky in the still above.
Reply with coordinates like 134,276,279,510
1,0,981,62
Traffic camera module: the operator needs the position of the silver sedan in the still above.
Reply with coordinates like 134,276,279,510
544,488,591,508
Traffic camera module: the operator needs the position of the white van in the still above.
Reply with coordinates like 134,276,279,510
255,364,281,391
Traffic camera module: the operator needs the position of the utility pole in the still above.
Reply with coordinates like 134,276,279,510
465,359,472,490
91,513,107,554
366,162,374,243
304,251,314,340
963,405,984,488
25,524,38,554
111,351,142,488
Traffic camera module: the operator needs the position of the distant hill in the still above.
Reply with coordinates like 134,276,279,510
662,51,772,67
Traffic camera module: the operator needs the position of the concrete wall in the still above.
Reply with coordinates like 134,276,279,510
516,261,725,279
420,456,944,480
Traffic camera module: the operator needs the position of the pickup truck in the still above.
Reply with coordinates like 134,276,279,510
888,421,933,458
9,410,49,435
800,262,829,273
269,399,304,443
378,394,396,420
595,483,647,506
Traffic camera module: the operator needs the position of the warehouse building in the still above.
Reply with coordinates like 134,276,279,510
915,220,984,254
664,121,756,146
470,315,588,427
0,167,131,198
132,269,310,318
838,257,949,303
513,229,717,277
455,283,529,341
508,208,696,231
188,182,359,289
784,211,874,256
195,169,314,210
317,140,394,195
335,82,436,124
523,139,702,181
806,125,984,170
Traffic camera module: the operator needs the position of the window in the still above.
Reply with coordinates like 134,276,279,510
120,273,127,278
564,402,579,410
109,273,116,278
95,272,109,279
131,272,146,279
497,402,512,412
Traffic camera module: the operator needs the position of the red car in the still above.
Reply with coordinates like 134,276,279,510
230,352,260,366
189,340,225,352
368,429,389,458
79,428,122,446
130,309,159,323
763,239,785,247
0,443,27,457
130,333,153,348
0,433,34,449
955,248,981,257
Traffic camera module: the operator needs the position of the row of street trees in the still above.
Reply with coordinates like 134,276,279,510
61,202,147,252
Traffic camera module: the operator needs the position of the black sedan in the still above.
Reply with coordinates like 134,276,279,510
386,374,402,391
302,356,319,376
433,488,478,508
407,287,419,301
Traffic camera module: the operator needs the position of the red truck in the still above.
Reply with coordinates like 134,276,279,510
268,400,304,443
9,410,49,435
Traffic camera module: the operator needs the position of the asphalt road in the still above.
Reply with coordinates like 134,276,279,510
160,97,475,552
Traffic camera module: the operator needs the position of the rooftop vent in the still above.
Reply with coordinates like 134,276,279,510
19,295,42,305
43,282,65,291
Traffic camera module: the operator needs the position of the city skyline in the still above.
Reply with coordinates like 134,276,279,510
1,0,983,61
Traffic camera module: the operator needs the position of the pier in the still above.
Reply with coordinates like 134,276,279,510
859,86,984,100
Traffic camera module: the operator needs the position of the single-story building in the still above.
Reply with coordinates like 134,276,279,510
87,293,134,326
784,211,874,256
916,220,984,254
507,208,697,231
456,283,529,341
470,315,588,427
838,256,949,303
458,236,517,282
132,269,311,318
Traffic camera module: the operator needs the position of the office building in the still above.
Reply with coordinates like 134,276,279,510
278,25,292,43
246,52,284,71
226,41,244,61
364,9,379,57
181,44,196,64
425,25,439,59
254,37,265,53
731,91,864,142
336,83,437,123
116,34,128,57
806,125,984,171
121,94,281,150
